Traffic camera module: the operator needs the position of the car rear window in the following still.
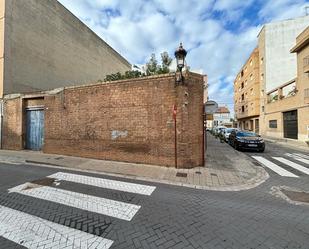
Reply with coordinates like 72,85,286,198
236,132,256,137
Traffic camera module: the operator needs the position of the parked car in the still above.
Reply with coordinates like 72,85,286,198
215,126,227,136
224,128,239,142
229,130,265,152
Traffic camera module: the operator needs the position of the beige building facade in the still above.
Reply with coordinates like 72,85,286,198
260,27,309,144
0,0,131,97
257,17,309,145
234,48,260,133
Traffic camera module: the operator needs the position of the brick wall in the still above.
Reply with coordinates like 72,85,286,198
3,73,204,168
2,96,46,149
2,97,22,150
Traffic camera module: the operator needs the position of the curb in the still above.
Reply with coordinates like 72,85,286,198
0,159,269,192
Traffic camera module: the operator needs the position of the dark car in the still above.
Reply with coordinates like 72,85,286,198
229,130,265,152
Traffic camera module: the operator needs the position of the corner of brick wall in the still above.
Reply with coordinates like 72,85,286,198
2,97,23,150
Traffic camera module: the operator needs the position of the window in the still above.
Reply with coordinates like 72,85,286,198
250,74,253,81
250,88,254,95
269,120,277,128
268,90,279,103
241,94,244,101
241,82,244,88
242,106,245,112
282,81,297,98
261,73,264,81
260,57,264,65
241,70,244,77
262,106,265,112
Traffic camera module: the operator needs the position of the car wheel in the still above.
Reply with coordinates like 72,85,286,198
234,142,239,150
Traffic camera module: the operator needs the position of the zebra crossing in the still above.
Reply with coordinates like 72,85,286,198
252,152,309,178
0,171,157,249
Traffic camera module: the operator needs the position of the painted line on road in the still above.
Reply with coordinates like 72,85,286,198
252,156,298,177
292,153,309,160
273,157,309,176
285,153,309,165
48,172,156,196
0,205,113,249
9,184,140,221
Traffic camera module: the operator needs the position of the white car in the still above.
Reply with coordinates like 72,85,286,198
224,128,239,142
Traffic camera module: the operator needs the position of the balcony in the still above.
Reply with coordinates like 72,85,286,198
304,56,309,74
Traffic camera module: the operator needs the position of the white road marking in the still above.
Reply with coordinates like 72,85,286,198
9,184,140,221
48,172,156,196
273,157,309,176
0,205,113,249
252,156,298,177
286,153,309,165
292,153,309,160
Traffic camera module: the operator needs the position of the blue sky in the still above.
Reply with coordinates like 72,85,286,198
58,0,309,115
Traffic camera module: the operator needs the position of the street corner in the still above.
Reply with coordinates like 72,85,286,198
270,186,309,207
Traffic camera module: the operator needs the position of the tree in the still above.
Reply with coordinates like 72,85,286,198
158,52,172,74
146,53,159,76
104,51,173,82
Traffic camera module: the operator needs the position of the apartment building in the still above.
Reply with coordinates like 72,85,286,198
0,0,131,97
234,16,309,143
258,16,309,144
213,106,232,127
259,26,309,143
234,48,260,133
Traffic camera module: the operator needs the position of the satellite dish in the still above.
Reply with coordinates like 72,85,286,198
204,100,218,114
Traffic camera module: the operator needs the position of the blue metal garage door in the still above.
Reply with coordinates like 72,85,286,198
26,109,44,150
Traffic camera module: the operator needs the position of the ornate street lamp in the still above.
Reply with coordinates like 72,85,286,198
174,43,187,84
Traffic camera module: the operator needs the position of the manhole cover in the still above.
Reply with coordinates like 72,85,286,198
282,190,309,203
176,172,187,178
31,178,56,186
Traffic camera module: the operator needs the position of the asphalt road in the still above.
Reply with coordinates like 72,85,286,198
0,142,309,249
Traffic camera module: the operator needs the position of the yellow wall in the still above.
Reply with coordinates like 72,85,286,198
234,48,260,132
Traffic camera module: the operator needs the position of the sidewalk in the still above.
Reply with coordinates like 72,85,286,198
0,135,268,191
263,136,309,152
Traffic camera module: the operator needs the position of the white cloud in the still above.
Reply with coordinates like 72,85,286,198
259,0,308,21
58,0,306,116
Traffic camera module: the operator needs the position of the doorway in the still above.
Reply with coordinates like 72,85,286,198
283,110,298,139
26,108,45,150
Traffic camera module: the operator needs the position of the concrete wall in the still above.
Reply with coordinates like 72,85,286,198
3,0,131,96
3,73,204,168
0,0,5,97
261,16,309,93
